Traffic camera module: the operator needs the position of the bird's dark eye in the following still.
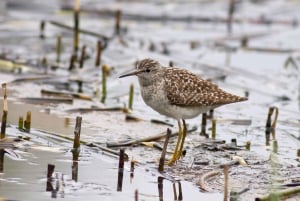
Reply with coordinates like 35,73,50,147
145,68,151,73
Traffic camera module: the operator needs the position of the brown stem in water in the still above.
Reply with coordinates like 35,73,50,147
227,0,235,34
47,164,55,178
223,165,229,201
24,111,31,133
117,148,125,191
115,10,122,35
158,128,171,172
178,182,183,200
211,119,216,140
18,116,23,130
73,116,82,150
95,40,102,67
73,0,80,54
56,34,62,63
200,113,208,138
40,20,45,39
69,53,77,71
158,176,163,201
1,83,8,139
130,159,135,181
135,189,138,201
79,45,86,68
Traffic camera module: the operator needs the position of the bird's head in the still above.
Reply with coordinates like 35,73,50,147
119,58,162,86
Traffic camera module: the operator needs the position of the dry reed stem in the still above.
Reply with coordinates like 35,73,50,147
1,84,7,139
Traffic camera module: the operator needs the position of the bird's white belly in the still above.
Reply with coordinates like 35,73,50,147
141,85,211,120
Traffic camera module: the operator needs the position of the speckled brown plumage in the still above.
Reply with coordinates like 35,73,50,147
164,67,247,107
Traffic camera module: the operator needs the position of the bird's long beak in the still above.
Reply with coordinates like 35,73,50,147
119,69,144,78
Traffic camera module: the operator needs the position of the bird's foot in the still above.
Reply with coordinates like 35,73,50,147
167,157,176,166
167,151,181,166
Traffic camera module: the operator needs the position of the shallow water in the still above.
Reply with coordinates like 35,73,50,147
0,0,300,200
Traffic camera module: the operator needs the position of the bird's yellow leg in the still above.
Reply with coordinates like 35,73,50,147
168,120,182,165
176,119,187,161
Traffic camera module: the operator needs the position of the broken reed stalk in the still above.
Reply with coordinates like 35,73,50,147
158,176,163,201
265,107,279,146
0,150,4,172
72,158,79,182
115,10,122,35
130,159,135,180
246,141,251,150
18,116,23,130
101,64,109,103
128,84,134,110
117,148,125,191
265,108,272,146
227,0,235,34
158,128,172,172
211,119,216,140
162,42,169,55
77,81,83,93
47,164,55,178
271,107,279,139
56,34,62,63
72,116,82,151
178,182,182,200
46,164,55,191
42,56,48,70
1,84,8,139
173,183,177,200
135,189,138,201
224,165,229,201
40,20,45,39
69,53,77,71
72,115,82,175
95,40,102,67
255,186,300,201
231,138,237,147
73,0,80,54
241,36,248,48
118,148,125,170
24,111,31,132
200,113,208,138
79,45,86,68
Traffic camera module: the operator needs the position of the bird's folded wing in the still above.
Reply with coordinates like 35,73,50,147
164,68,245,107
